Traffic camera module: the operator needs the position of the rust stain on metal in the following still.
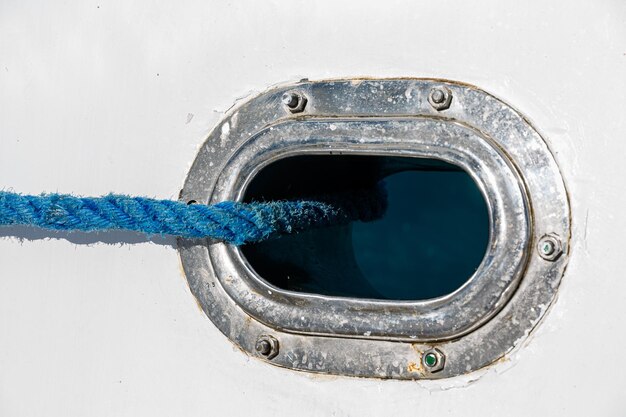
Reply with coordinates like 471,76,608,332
407,362,421,373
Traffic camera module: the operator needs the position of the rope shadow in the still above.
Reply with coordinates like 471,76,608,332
0,225,181,247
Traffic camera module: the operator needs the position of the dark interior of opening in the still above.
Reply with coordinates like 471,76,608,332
241,155,489,301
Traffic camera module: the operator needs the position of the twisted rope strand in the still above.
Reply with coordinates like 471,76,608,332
0,184,387,246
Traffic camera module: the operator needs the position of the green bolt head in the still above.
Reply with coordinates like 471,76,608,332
424,352,438,367
541,241,555,255
422,348,445,373
537,233,563,261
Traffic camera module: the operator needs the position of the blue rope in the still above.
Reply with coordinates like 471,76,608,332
0,184,387,245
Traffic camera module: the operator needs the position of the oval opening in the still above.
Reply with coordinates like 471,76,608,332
241,155,489,300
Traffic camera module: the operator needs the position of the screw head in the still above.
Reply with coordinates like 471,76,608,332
281,91,308,113
422,348,445,373
255,335,279,359
282,92,298,107
424,352,438,367
255,339,271,355
537,233,563,261
431,89,445,104
428,87,452,111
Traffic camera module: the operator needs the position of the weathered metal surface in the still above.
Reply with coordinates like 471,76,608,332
210,119,529,340
178,78,570,379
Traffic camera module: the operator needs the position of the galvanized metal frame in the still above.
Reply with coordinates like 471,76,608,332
178,79,570,379
210,119,529,341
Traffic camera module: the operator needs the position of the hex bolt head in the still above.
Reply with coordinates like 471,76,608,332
281,91,308,113
537,233,563,261
422,348,445,373
255,335,279,360
428,86,453,111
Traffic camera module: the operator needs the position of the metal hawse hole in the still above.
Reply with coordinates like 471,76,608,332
241,154,489,300
180,79,569,378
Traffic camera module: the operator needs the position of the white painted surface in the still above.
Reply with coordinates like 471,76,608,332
1,0,625,415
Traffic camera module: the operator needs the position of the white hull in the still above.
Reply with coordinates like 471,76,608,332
1,1,624,415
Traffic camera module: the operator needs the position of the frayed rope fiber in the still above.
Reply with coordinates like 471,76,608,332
0,184,387,245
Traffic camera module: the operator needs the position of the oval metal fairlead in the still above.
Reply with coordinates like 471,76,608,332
178,78,570,380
